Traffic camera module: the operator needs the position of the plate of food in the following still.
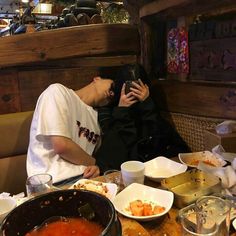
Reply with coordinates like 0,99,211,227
113,183,174,221
69,179,118,201
144,156,187,182
178,151,226,168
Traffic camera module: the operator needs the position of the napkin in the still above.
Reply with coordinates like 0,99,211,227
0,192,26,205
215,120,236,134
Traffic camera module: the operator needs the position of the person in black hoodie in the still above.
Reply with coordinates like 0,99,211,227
95,64,189,173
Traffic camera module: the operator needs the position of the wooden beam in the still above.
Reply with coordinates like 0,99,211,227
140,0,189,18
140,0,236,19
0,24,140,68
15,55,137,70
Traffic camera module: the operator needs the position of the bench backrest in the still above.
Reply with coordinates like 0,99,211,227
0,111,33,194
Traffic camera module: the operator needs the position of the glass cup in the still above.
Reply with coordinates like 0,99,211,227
103,169,122,192
121,161,145,187
26,173,53,198
179,204,219,236
195,196,231,236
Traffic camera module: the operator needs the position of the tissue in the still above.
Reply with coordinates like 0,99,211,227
215,120,236,135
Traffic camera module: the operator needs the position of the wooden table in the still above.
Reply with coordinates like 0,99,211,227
94,174,236,236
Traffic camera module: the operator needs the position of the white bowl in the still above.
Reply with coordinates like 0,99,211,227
113,183,174,221
144,156,187,182
0,198,17,224
69,179,118,201
178,151,226,168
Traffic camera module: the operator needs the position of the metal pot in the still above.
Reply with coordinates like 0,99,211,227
1,189,121,236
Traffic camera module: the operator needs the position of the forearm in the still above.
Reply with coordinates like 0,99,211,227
50,136,96,166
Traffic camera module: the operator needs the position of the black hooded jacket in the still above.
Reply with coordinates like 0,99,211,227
95,97,190,173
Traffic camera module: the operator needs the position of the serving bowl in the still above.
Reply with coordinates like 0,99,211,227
178,151,226,168
1,189,121,236
144,156,187,182
113,183,174,222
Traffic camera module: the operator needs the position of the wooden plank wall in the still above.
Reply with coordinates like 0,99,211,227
0,24,139,114
0,55,137,114
151,80,236,119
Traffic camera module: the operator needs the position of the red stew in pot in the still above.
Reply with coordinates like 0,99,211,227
25,217,103,236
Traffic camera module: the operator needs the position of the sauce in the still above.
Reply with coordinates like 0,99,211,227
25,217,103,236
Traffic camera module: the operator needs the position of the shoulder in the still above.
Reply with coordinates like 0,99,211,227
46,83,69,93
41,83,72,98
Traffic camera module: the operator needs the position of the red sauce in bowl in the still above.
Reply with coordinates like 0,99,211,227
25,217,103,236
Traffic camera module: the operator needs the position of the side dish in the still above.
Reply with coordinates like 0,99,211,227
72,180,109,197
126,199,165,216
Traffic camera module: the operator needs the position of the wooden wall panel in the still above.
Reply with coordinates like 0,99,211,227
18,68,99,111
0,54,138,114
190,38,236,81
151,80,236,119
0,70,21,113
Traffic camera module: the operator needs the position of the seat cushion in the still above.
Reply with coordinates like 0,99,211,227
0,111,33,158
0,154,27,195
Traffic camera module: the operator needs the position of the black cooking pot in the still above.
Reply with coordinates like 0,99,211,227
1,189,121,236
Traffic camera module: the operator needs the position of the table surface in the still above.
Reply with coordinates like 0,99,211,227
94,173,236,236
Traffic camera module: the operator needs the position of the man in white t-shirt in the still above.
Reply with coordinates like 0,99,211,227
27,76,116,184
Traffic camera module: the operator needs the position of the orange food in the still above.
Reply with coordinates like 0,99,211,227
190,159,216,167
130,200,143,216
143,203,153,216
153,205,166,214
128,200,165,216
25,217,103,236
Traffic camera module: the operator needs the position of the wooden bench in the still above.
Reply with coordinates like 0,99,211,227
0,108,230,195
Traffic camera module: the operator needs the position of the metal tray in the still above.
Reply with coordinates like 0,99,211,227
161,169,221,208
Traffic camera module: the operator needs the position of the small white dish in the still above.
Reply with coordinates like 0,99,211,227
113,183,174,222
69,179,118,201
179,151,226,168
0,198,17,224
144,156,187,182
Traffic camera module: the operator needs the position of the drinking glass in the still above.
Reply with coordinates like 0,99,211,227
195,196,231,236
103,169,122,192
26,173,53,198
179,204,219,236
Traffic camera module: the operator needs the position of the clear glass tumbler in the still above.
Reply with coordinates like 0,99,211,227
195,196,231,236
179,203,219,236
103,169,122,192
26,173,53,198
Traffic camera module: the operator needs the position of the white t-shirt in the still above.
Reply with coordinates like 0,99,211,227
27,83,101,183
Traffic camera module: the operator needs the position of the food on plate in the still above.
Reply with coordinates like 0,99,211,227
190,159,216,167
72,180,109,197
126,200,165,216
179,151,226,168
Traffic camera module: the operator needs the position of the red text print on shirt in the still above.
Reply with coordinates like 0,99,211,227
76,121,100,144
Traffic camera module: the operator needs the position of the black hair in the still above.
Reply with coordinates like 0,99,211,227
99,63,150,105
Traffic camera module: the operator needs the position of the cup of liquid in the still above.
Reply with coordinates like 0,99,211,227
26,173,53,198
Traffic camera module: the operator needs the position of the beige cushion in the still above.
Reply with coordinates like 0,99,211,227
0,154,27,194
0,111,33,158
